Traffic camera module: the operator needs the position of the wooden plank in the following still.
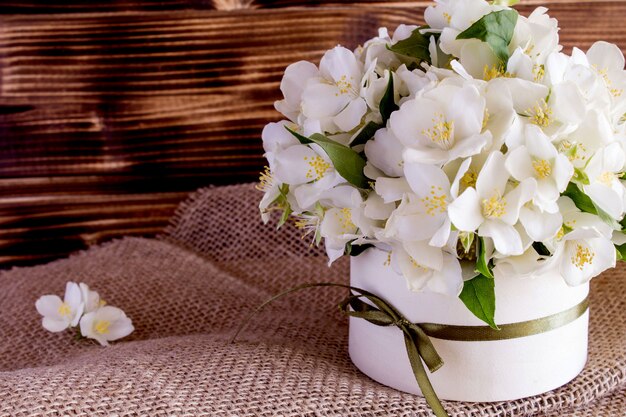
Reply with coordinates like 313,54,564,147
0,0,617,14
0,3,624,269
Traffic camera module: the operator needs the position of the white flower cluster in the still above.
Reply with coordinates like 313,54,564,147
36,282,134,346
259,0,626,299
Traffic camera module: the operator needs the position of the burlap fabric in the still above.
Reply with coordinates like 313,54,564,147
0,184,624,417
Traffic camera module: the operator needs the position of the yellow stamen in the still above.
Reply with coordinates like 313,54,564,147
335,208,356,232
483,65,513,81
526,100,553,128
533,64,545,82
304,156,331,180
94,320,111,335
461,170,478,189
443,12,452,24
533,159,552,179
421,185,448,216
571,244,594,270
334,74,355,96
595,66,623,98
57,302,71,317
255,166,274,192
482,193,507,219
422,113,455,149
482,108,490,131
409,257,428,271
384,252,392,267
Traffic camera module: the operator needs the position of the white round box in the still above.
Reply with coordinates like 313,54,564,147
349,247,589,402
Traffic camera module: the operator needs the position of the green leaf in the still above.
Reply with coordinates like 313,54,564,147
351,121,382,147
532,242,551,256
616,244,626,261
387,27,432,62
277,205,292,228
275,184,292,229
286,127,312,145
286,128,369,189
475,237,494,279
379,75,399,125
456,10,519,63
562,182,597,214
345,241,374,257
459,274,499,330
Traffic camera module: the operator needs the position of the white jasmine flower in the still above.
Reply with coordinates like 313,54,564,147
553,228,616,286
274,61,319,123
586,41,626,114
80,306,134,347
301,46,369,133
320,202,376,264
511,7,561,66
356,26,418,73
272,143,346,210
391,83,490,164
559,109,615,168
258,121,300,222
386,162,453,247
448,151,537,255
505,125,573,213
425,0,493,58
582,143,626,220
36,282,84,332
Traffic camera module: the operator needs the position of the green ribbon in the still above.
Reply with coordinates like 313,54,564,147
230,283,590,417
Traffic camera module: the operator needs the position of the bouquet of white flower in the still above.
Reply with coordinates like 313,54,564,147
258,0,626,329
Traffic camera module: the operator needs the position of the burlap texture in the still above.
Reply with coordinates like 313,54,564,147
0,183,624,416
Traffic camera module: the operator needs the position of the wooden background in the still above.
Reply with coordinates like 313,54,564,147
0,1,624,268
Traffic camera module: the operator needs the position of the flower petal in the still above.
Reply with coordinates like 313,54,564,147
505,146,534,181
479,220,524,256
35,295,63,318
500,179,537,225
42,317,70,333
404,241,444,271
334,98,367,132
519,206,562,241
448,187,484,232
404,161,450,197
476,151,508,197
426,253,463,296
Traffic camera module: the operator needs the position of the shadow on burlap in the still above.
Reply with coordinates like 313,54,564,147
0,184,624,416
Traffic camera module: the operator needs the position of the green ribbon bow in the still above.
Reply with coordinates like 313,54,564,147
231,283,589,417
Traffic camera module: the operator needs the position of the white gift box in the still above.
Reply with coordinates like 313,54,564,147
349,247,589,402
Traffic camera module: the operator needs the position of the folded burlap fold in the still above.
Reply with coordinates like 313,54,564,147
0,184,624,416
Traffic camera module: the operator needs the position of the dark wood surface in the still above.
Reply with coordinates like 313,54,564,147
0,1,624,268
